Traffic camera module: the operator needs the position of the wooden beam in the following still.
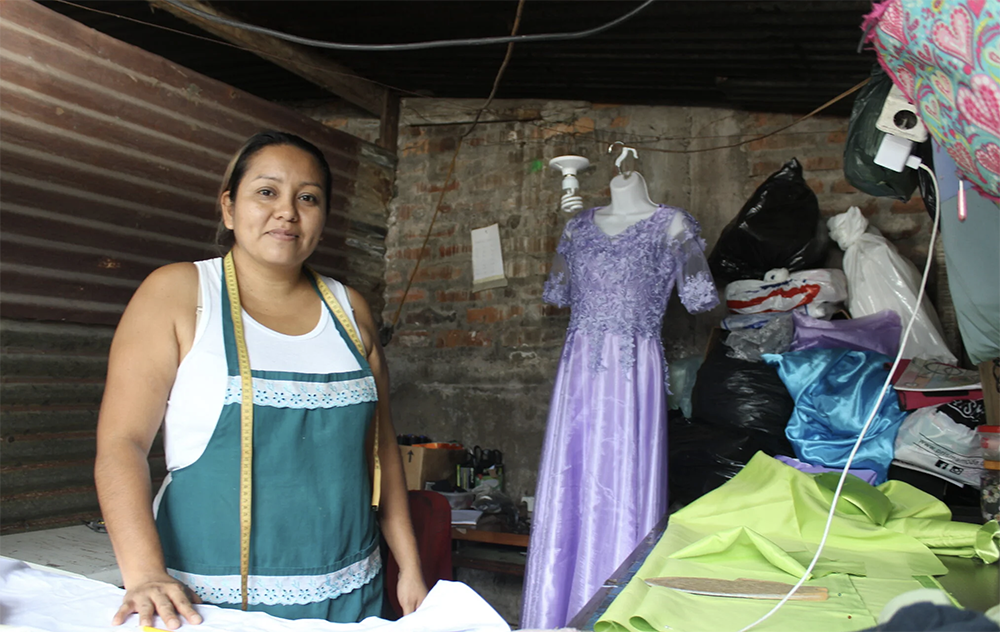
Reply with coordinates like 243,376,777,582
378,90,400,154
148,0,386,117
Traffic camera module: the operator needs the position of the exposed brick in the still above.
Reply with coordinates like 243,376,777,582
416,180,460,194
827,130,848,143
859,201,881,217
467,306,504,324
751,160,782,178
751,112,795,129
432,137,457,153
436,329,492,348
435,290,471,303
500,327,566,348
891,197,928,214
393,330,432,348
831,179,858,194
400,138,429,157
404,307,457,326
385,288,427,304
802,155,842,172
400,225,457,242
413,264,463,283
386,246,431,261
394,204,421,222
439,244,473,258
385,269,403,285
747,133,814,152
806,178,825,193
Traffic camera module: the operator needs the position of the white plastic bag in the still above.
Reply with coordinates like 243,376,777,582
893,406,982,487
724,268,848,315
828,206,956,363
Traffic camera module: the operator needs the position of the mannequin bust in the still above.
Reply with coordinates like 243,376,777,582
593,171,690,241
593,172,661,237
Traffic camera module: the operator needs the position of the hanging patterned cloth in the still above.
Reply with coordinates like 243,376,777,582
862,0,1000,201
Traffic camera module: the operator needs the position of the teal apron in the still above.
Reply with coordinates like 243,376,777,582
155,264,384,622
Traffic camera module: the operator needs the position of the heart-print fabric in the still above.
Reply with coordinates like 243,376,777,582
864,0,1000,200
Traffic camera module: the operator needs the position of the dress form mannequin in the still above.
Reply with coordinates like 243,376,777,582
593,171,660,237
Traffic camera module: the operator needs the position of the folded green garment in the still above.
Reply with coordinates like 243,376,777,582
595,453,998,632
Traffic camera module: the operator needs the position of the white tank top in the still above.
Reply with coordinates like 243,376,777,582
161,258,364,473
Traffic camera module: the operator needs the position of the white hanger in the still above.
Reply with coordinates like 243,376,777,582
608,141,639,178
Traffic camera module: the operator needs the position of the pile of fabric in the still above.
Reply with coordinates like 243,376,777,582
597,453,999,632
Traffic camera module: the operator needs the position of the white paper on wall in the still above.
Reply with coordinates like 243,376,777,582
471,223,508,293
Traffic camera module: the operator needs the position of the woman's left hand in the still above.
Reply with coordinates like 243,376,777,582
396,567,428,615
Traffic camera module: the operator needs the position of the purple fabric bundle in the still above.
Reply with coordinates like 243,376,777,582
790,309,901,357
775,455,879,485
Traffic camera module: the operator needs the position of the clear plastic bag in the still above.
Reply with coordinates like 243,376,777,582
667,355,703,418
723,314,794,362
828,206,956,363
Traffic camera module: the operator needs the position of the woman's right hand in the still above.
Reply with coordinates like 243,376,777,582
113,573,203,629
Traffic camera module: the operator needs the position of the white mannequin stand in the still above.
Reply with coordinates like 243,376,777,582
593,171,688,240
594,172,660,237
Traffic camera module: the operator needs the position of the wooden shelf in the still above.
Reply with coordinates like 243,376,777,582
452,543,527,576
451,527,529,548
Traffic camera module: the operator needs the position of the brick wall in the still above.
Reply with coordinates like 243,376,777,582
305,98,947,625
294,99,957,623
380,99,939,504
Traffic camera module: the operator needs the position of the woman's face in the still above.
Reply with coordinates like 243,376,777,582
221,144,327,270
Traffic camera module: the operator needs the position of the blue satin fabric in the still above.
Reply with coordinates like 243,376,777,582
763,349,908,484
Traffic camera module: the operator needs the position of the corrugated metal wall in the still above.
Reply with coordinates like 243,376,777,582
0,0,395,533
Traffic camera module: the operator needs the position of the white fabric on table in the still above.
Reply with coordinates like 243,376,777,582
0,557,509,632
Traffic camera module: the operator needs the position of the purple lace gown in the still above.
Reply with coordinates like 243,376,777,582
521,206,719,629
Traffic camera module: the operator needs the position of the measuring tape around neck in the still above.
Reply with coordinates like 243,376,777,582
222,254,383,611
308,267,381,510
222,252,254,611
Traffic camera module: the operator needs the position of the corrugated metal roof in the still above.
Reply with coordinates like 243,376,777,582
2,0,395,326
40,0,878,115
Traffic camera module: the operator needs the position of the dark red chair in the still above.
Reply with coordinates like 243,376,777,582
385,490,453,617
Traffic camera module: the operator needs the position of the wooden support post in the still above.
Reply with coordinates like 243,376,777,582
148,0,385,117
379,90,400,155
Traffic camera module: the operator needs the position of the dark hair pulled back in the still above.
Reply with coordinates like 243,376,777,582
215,130,333,251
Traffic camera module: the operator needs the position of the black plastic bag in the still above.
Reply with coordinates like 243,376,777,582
690,332,796,435
669,334,796,504
708,158,827,283
669,417,794,505
843,66,921,201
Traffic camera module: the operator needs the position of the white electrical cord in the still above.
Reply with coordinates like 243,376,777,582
735,161,942,632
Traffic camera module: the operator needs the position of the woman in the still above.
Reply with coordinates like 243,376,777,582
95,131,427,629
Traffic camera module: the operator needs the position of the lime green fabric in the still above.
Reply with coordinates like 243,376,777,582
595,453,997,632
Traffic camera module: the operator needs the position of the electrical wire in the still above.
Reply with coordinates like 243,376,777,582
48,0,466,103
735,160,942,632
388,0,527,333
51,0,864,155
160,0,655,51
403,78,867,155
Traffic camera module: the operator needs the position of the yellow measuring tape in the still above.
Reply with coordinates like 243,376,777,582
307,268,381,511
223,253,382,610
222,252,254,611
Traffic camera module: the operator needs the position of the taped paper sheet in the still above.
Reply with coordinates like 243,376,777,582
471,224,508,293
